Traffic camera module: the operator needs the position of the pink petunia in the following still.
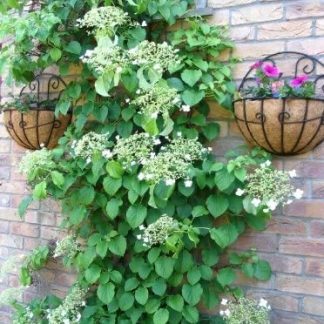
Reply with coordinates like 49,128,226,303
290,75,308,88
271,80,284,97
251,61,262,69
262,64,280,78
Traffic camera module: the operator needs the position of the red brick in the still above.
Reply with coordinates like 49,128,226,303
303,296,324,316
246,290,299,312
10,223,39,238
259,253,303,275
208,0,255,8
208,9,229,26
40,199,61,213
230,26,255,41
310,221,324,237
305,258,324,278
287,38,324,56
0,181,28,195
55,272,77,286
272,310,324,324
0,221,9,234
233,234,278,252
23,237,41,250
276,274,324,296
39,212,56,226
0,167,10,180
265,217,307,236
284,200,324,219
10,195,39,210
41,227,66,240
286,1,324,19
279,238,324,258
312,181,324,198
0,233,23,249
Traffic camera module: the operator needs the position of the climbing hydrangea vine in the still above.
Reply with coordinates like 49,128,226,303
0,0,302,323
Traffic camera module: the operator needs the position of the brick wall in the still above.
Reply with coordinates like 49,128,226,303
208,0,324,323
0,0,324,323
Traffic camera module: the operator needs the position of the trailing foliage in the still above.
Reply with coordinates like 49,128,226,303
0,0,301,323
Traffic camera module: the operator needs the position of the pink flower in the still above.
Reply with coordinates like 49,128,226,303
262,64,280,78
251,61,262,69
271,80,284,97
290,75,308,88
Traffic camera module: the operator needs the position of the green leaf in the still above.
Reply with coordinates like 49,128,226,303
106,161,124,179
33,181,47,200
202,249,219,267
148,247,161,264
192,205,208,218
234,168,247,182
145,299,160,314
108,235,127,256
153,308,169,324
210,224,239,249
106,198,122,220
152,278,167,296
135,287,149,305
65,41,81,54
97,283,115,304
166,294,184,312
214,170,235,191
103,177,122,196
182,283,203,306
96,240,108,258
85,265,101,284
183,305,199,323
181,69,202,87
49,47,62,61
155,256,176,279
126,205,147,228
18,196,33,218
182,89,205,106
202,123,220,141
217,267,236,287
124,277,139,291
51,171,64,188
187,268,201,285
118,292,134,311
254,260,271,281
70,206,87,225
206,194,229,218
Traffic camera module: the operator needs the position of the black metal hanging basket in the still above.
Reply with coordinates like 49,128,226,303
3,74,72,150
233,51,324,156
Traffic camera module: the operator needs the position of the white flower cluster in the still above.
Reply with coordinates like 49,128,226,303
72,132,111,163
0,255,25,282
0,287,25,306
19,148,56,182
47,285,87,324
81,43,128,75
219,297,270,324
76,6,133,37
137,215,179,247
112,133,156,168
235,160,303,212
53,235,80,260
128,40,180,72
139,136,206,185
131,84,180,119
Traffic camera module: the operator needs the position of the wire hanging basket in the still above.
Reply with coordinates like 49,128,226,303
233,51,324,156
3,73,72,150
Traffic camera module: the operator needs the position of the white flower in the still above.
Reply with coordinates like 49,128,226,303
184,180,193,188
251,198,261,207
221,298,228,305
102,149,113,159
293,189,303,199
136,234,142,239
141,21,147,27
40,143,45,148
224,309,231,317
266,199,278,211
208,147,213,152
130,161,136,166
219,310,225,316
86,157,91,164
125,98,130,103
259,298,269,308
76,313,81,321
260,160,271,168
136,89,141,94
151,112,158,119
263,208,270,213
176,131,182,137
154,139,161,145
288,169,297,178
286,199,293,205
139,225,145,230
165,179,175,186
116,66,123,73
180,105,191,112
143,237,149,243
235,188,245,196
63,319,70,324
138,173,145,181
